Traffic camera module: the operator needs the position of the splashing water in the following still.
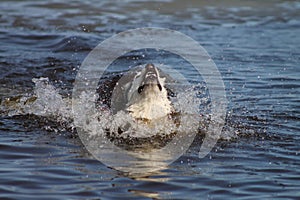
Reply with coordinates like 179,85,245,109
0,76,235,141
1,78,71,119
74,81,202,140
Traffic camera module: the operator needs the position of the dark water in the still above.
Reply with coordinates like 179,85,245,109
1,0,300,199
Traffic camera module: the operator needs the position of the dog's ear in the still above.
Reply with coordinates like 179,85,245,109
96,74,122,108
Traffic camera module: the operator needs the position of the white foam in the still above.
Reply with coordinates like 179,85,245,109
0,77,236,140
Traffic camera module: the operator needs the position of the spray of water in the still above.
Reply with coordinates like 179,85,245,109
0,76,237,141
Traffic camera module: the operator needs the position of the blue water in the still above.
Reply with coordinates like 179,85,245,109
1,0,300,199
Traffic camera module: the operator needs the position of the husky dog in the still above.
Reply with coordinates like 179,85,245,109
125,64,173,121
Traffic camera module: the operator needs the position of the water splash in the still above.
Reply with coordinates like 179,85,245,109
0,77,238,141
0,77,72,124
73,83,202,139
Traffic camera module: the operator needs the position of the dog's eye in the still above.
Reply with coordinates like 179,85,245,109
138,85,144,93
158,84,162,91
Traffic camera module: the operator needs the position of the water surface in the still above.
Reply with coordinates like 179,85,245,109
0,0,299,199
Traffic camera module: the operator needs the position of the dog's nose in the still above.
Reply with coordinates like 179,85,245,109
136,63,162,93
144,64,159,83
145,63,155,70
